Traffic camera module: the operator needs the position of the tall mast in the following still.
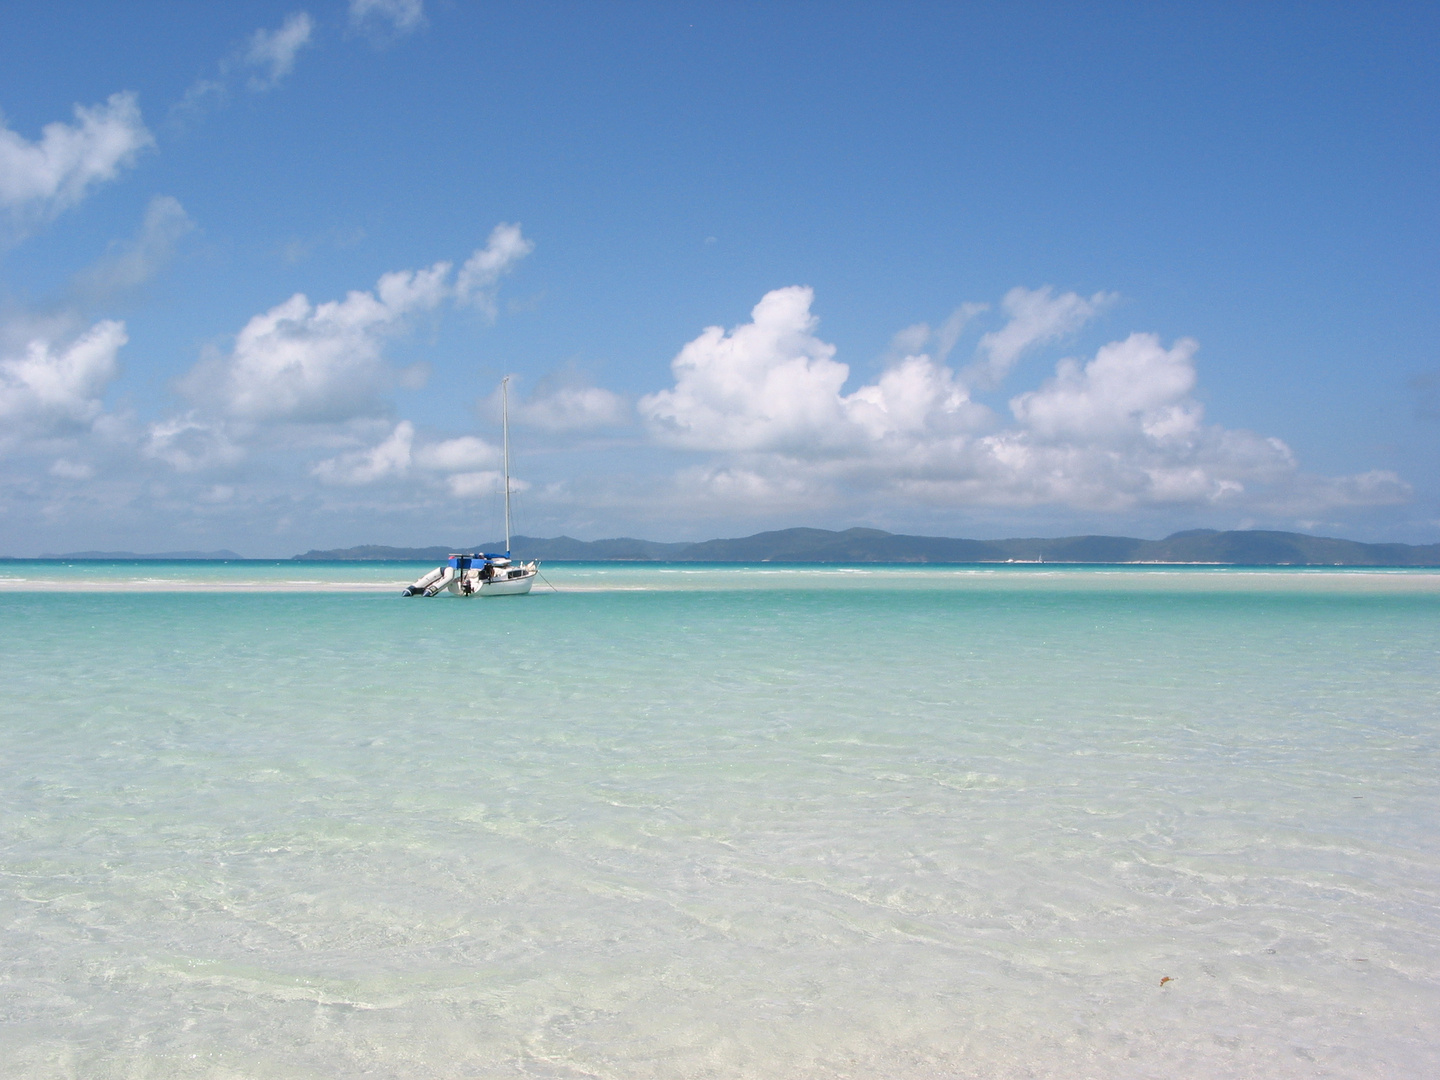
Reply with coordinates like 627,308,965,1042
502,376,512,556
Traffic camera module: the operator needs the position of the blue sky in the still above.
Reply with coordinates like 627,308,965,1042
1,1,1436,555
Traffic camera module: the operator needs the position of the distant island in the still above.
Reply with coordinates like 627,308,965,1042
293,527,1440,566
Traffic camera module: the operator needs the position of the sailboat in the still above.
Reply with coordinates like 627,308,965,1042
402,377,539,597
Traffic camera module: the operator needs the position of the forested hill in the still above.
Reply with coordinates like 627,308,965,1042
292,528,1440,566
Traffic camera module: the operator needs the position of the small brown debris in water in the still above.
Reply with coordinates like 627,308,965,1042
1159,976,1173,986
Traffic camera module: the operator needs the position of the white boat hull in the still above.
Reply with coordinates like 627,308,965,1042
404,559,539,597
448,568,535,596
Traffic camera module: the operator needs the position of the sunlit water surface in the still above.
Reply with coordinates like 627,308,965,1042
2,562,1437,1078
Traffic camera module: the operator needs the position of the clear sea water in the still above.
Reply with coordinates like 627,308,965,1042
2,561,1438,1079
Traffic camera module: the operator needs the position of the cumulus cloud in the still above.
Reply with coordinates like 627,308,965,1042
456,223,534,318
639,286,987,454
637,286,1407,517
0,320,126,441
639,286,855,452
1010,333,1201,442
14,269,1404,548
244,12,314,91
349,0,425,36
969,285,1116,388
182,262,450,423
73,195,193,299
178,231,530,425
0,92,153,225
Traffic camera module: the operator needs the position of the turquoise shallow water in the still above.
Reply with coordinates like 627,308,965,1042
1,563,1438,1078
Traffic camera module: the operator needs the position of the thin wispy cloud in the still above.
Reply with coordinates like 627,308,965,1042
169,11,315,128
484,360,635,438
968,286,1117,389
510,384,630,432
244,13,315,92
72,195,194,300
1411,371,1440,422
349,0,426,38
884,303,988,367
313,420,418,484
456,223,535,319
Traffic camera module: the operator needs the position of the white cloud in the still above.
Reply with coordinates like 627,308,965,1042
170,12,317,128
639,286,854,452
456,223,534,318
314,424,501,486
511,384,629,431
169,79,228,127
969,285,1116,388
178,231,528,425
845,355,990,441
11,271,1404,551
123,230,532,510
446,470,508,498
0,92,153,224
73,195,193,298
414,435,497,471
639,286,988,454
670,464,833,516
313,420,414,484
49,458,95,480
1010,332,1201,442
182,261,451,422
244,12,314,91
637,286,1407,518
143,414,243,472
349,0,425,35
0,320,126,440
